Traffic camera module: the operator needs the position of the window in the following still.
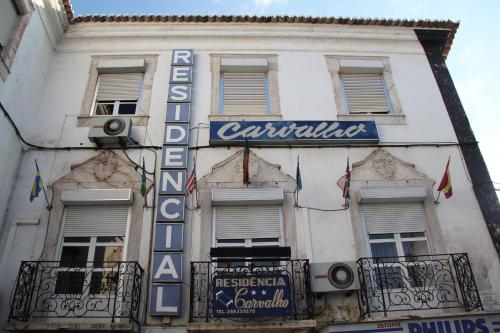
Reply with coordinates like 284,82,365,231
211,55,281,117
327,57,404,123
56,236,123,294
92,73,143,116
0,0,20,54
79,56,158,126
361,203,432,289
0,0,32,80
56,197,131,295
212,188,284,266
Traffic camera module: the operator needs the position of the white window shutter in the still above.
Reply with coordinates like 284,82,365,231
222,72,268,115
361,203,426,234
215,206,281,240
63,206,129,237
96,73,143,101
0,0,19,48
341,73,390,114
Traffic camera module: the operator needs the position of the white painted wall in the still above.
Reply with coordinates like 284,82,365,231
1,18,498,329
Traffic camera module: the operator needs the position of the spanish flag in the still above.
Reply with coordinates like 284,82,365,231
30,161,43,202
437,158,453,199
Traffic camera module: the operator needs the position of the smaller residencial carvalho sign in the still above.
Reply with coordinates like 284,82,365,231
213,275,291,317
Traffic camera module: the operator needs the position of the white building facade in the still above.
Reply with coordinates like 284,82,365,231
0,2,499,333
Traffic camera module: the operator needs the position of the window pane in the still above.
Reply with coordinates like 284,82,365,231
55,272,85,294
407,264,435,288
95,102,114,115
402,240,429,257
63,237,91,243
89,271,119,295
374,266,405,289
93,246,122,267
60,246,89,267
370,242,398,261
96,236,123,243
401,232,425,238
369,233,394,240
252,238,280,243
217,239,245,244
117,102,137,115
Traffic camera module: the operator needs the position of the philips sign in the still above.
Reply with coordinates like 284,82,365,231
329,314,500,333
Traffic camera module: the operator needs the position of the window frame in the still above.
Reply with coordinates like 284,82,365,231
361,203,434,292
210,54,281,119
78,55,158,127
212,205,284,248
56,236,125,295
326,56,405,125
0,0,33,81
90,72,145,116
212,203,284,268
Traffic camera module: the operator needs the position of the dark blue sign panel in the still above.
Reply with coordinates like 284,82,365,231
209,120,379,145
154,224,184,251
212,275,291,317
150,284,182,316
152,252,183,282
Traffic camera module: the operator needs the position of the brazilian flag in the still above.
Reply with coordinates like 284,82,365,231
30,161,42,202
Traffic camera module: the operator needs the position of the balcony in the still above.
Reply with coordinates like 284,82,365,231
357,253,482,317
188,258,313,324
8,261,143,329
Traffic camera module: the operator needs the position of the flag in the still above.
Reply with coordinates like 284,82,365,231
243,137,250,184
437,158,453,199
342,157,351,199
296,156,302,191
30,161,42,202
140,158,146,197
186,165,197,196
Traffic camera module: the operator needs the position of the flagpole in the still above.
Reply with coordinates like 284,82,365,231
295,155,302,206
35,159,52,210
193,157,199,209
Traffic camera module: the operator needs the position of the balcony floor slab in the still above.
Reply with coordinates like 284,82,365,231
186,319,316,332
4,322,138,332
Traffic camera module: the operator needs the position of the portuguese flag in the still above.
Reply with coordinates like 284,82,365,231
243,138,250,185
437,158,452,199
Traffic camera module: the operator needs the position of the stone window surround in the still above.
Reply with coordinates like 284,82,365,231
0,0,33,81
209,54,282,121
77,54,158,127
326,55,406,125
347,151,445,259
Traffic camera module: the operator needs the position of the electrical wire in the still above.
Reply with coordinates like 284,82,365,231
121,149,155,175
295,204,349,212
3,102,498,190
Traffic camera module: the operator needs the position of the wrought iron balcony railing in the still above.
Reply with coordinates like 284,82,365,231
8,261,143,323
189,259,312,322
357,253,482,317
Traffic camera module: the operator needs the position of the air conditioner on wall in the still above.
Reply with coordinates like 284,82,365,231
88,117,133,147
310,262,359,293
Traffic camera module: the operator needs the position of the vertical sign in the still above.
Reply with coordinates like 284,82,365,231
150,49,194,316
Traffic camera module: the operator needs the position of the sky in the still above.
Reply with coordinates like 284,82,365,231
72,0,500,191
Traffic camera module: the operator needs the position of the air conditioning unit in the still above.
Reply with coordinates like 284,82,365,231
88,117,132,147
310,262,359,293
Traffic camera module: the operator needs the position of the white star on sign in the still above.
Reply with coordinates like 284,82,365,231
261,290,266,295
251,290,256,295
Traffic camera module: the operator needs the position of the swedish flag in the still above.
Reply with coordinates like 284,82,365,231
30,161,43,202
